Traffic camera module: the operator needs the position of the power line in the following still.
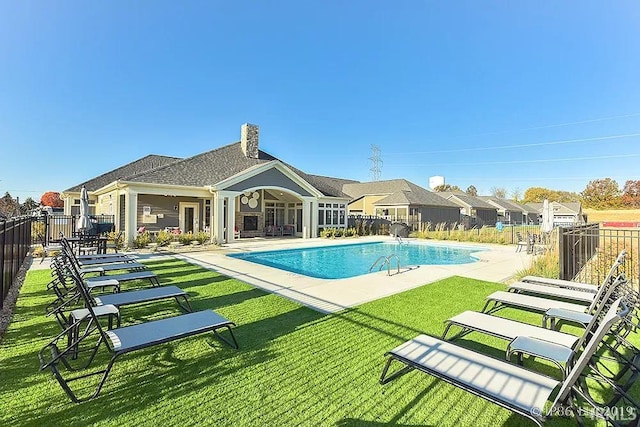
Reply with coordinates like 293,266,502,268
462,111,640,137
385,133,640,155
388,152,640,167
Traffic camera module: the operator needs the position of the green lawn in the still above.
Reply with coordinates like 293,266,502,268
0,258,633,426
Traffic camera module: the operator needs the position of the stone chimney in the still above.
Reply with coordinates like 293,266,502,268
241,123,259,159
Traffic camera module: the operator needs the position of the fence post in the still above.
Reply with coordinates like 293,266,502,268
557,226,566,280
0,220,5,309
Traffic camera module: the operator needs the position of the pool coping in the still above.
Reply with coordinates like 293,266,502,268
173,236,534,313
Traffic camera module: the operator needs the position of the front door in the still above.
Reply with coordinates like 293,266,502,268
179,202,199,234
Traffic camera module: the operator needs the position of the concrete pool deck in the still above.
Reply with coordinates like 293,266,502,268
170,236,534,313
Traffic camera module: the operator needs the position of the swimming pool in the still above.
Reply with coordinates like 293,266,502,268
227,241,484,279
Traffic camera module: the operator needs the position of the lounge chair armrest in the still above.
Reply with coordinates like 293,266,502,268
507,336,574,378
543,307,593,329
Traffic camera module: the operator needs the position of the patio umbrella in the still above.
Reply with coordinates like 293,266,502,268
541,199,554,234
76,186,93,234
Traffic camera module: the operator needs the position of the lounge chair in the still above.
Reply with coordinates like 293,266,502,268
53,255,147,277
442,311,580,377
482,274,625,330
39,261,238,403
58,242,160,288
442,284,629,378
521,250,627,293
380,298,630,426
507,281,598,304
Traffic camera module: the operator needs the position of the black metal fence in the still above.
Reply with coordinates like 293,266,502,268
33,214,115,245
1,216,34,309
558,223,640,289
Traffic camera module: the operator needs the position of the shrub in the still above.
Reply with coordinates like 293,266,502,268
133,231,151,248
195,231,210,244
178,232,195,245
155,230,174,247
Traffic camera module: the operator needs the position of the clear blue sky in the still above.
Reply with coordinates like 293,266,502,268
1,1,639,203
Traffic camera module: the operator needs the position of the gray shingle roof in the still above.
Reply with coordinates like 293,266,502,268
481,196,527,212
343,179,459,207
64,155,182,193
68,141,355,198
448,194,496,209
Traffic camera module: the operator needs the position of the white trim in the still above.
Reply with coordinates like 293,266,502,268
210,160,324,198
179,202,200,234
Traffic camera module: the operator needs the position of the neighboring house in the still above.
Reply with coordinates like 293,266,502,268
62,123,355,245
342,180,461,230
480,196,527,225
525,202,584,227
436,192,498,228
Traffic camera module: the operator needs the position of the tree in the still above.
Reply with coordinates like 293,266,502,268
465,185,478,196
433,184,461,192
523,187,559,203
490,186,507,199
621,180,640,208
40,191,64,207
19,197,40,215
556,191,581,203
581,178,621,209
0,192,19,218
510,187,521,202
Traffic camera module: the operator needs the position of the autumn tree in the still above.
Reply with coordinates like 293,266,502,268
0,192,19,218
433,184,461,192
523,187,559,203
466,185,478,196
581,178,621,209
556,191,581,203
621,180,640,208
40,191,64,207
490,186,507,199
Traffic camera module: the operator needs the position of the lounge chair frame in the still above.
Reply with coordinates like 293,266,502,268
380,299,631,426
39,258,238,403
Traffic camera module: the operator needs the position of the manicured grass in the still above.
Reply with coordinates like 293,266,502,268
0,258,634,426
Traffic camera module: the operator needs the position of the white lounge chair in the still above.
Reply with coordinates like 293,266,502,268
380,299,629,426
521,250,627,293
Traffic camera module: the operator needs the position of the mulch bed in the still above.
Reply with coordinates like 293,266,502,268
0,255,31,340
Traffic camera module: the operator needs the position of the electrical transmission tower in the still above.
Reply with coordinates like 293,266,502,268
369,145,383,181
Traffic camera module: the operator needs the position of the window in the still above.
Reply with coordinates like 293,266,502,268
318,202,346,227
265,202,286,227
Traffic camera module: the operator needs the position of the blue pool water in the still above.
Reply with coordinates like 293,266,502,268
227,241,484,279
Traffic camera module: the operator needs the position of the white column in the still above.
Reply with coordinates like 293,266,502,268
209,197,215,243
226,194,236,242
310,200,318,238
302,198,312,239
214,192,225,245
124,190,138,247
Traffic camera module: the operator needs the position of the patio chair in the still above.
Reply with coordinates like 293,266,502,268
515,232,528,252
39,260,238,403
380,298,631,426
105,231,123,253
520,250,627,293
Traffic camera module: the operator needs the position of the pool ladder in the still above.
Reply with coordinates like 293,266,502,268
369,254,401,276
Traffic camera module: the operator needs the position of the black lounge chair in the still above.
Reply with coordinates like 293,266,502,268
39,260,238,403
